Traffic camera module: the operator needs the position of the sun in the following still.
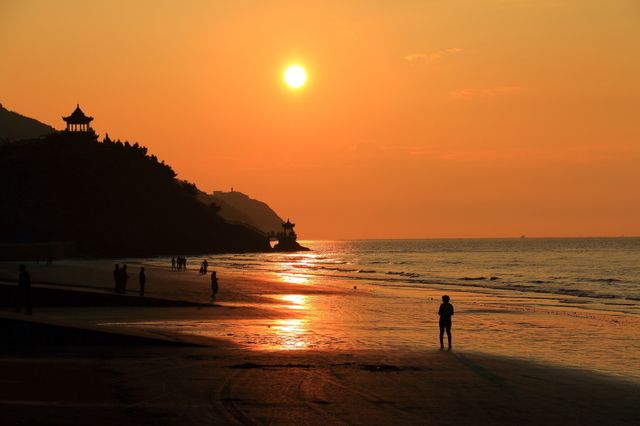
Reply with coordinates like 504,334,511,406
283,65,307,89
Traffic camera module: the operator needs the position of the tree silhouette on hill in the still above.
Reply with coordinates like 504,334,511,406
0,131,270,256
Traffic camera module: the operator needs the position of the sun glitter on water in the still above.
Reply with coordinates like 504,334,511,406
283,65,307,89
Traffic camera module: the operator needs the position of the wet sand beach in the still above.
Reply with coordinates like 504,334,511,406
1,260,639,425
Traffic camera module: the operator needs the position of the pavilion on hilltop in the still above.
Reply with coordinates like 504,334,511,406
63,104,93,132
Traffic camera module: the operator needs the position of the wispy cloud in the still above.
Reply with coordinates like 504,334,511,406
404,47,462,62
449,86,528,100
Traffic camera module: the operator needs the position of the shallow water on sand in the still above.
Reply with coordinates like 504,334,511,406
104,275,640,381
107,238,640,381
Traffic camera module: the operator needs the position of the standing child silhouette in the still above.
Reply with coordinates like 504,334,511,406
438,295,454,350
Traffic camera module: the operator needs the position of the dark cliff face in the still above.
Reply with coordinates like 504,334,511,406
198,190,285,235
0,104,56,143
0,132,270,256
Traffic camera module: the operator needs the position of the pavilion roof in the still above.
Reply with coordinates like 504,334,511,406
63,104,93,124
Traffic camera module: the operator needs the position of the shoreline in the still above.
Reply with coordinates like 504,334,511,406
1,259,639,424
1,259,639,379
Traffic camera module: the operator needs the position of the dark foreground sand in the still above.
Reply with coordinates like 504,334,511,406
0,261,639,425
2,343,639,425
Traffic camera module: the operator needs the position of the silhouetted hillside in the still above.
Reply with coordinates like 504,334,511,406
198,190,285,234
196,191,252,228
0,103,55,142
0,131,270,256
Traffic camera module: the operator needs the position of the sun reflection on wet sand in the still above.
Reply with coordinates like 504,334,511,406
277,294,308,310
277,273,311,285
267,318,309,350
262,295,312,349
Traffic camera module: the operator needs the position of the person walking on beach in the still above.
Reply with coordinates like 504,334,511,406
113,264,121,293
121,264,129,294
15,264,32,315
210,271,219,302
139,267,146,297
438,295,454,350
171,257,176,271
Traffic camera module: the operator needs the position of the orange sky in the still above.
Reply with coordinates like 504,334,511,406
1,0,639,239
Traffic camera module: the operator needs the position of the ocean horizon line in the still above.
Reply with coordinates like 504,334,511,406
299,235,640,242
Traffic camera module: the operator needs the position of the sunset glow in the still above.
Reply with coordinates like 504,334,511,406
1,0,638,239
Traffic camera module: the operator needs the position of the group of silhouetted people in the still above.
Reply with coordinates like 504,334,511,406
35,256,53,266
171,256,188,271
113,264,146,296
199,259,209,275
113,264,128,293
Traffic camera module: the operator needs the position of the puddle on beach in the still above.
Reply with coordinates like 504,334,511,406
99,293,334,351
98,317,343,351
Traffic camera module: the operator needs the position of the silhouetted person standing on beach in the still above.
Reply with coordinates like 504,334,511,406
113,264,121,293
121,264,129,293
438,295,454,350
139,267,146,296
15,264,32,315
171,257,176,270
210,271,219,302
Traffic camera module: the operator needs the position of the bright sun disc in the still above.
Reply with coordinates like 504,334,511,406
284,65,307,89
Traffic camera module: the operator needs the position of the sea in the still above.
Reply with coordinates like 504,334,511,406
194,238,640,314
